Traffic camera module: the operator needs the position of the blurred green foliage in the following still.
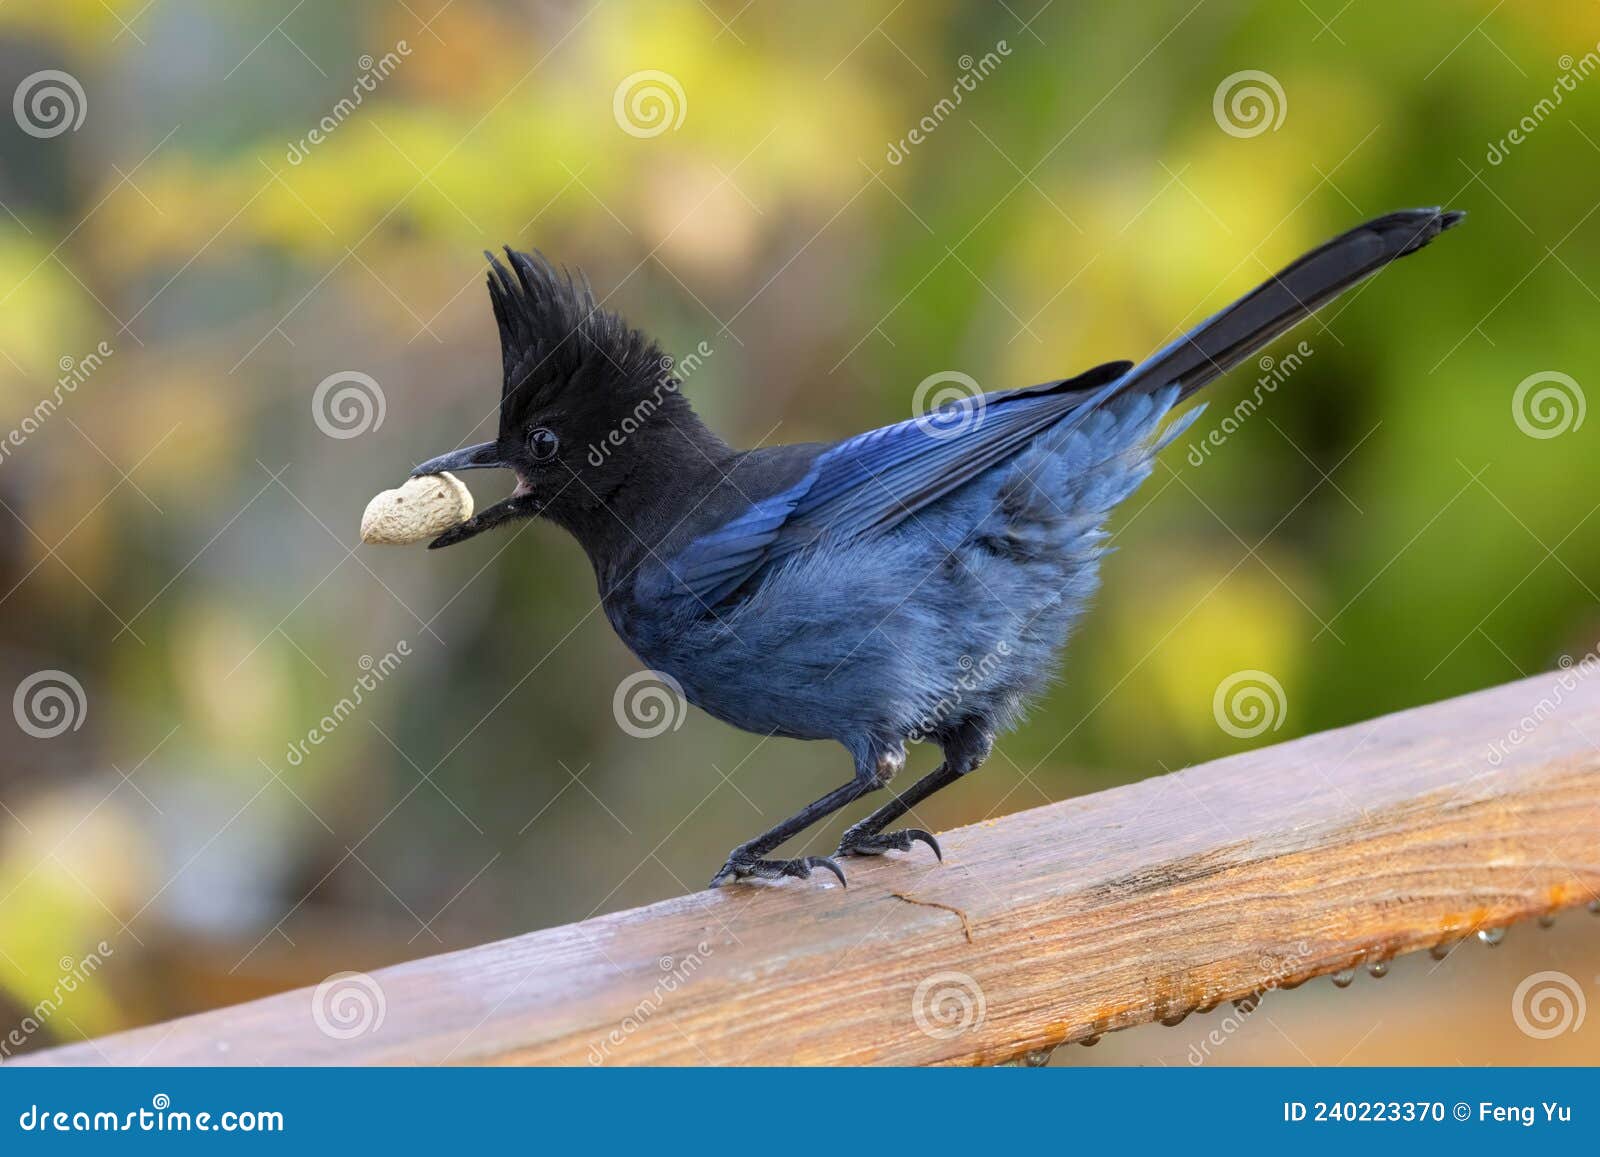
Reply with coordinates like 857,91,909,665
0,0,1595,1048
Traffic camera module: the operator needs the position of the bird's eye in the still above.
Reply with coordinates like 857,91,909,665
527,427,559,461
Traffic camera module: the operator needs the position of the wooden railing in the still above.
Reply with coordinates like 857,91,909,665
20,670,1600,1066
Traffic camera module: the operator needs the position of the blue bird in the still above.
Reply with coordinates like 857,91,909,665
412,208,1463,888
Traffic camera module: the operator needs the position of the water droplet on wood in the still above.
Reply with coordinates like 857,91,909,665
1367,960,1389,979
1331,968,1356,988
1477,926,1506,946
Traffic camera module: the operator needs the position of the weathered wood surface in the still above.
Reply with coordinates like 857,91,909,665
23,670,1600,1066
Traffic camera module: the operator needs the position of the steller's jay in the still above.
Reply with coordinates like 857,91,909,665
412,208,1463,888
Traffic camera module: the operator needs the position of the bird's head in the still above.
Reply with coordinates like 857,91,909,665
412,248,704,549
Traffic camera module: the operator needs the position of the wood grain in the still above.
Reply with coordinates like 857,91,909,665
22,670,1600,1066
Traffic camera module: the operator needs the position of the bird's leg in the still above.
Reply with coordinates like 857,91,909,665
834,764,955,859
836,724,991,859
709,747,903,888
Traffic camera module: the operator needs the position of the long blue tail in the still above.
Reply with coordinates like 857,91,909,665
1120,207,1463,403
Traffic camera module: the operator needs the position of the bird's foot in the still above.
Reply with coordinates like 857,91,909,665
835,825,942,860
708,851,847,889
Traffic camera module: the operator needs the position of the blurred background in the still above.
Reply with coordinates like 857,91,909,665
0,0,1596,1064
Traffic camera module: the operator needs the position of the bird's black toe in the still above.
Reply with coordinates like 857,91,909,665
708,852,847,889
836,827,942,861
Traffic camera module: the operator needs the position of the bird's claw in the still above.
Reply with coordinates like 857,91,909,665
835,826,942,861
708,852,847,889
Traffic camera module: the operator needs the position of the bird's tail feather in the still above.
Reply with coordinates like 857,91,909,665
1119,207,1464,404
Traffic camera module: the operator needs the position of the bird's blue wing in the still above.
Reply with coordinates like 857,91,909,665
668,360,1135,606
670,208,1470,608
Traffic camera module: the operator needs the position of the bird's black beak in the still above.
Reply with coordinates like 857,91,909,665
424,492,540,549
410,440,504,476
410,440,540,549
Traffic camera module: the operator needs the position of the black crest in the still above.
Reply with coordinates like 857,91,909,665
484,248,664,434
